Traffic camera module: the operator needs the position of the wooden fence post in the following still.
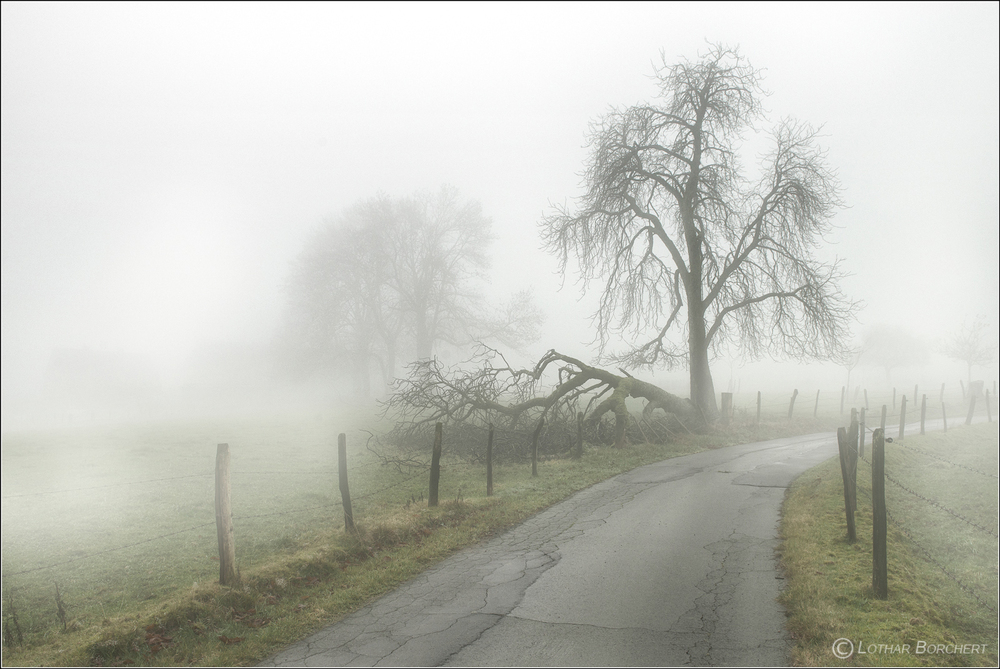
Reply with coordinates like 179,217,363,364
338,433,355,533
788,389,799,420
864,388,869,410
880,404,887,433
215,443,238,586
840,386,845,415
429,422,442,507
849,411,859,512
859,407,867,459
942,402,948,432
575,412,584,460
965,393,977,426
920,394,927,435
814,390,820,418
486,424,494,497
837,428,856,542
871,428,887,599
898,395,907,440
756,391,762,426
530,417,544,477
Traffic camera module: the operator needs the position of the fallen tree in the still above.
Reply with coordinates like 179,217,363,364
381,346,703,455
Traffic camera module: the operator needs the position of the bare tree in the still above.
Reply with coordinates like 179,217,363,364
859,324,928,383
541,45,856,420
282,187,542,396
943,315,996,385
383,346,701,451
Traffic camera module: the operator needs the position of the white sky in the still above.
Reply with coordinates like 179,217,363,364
2,1,998,403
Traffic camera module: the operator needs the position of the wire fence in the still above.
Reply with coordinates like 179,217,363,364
843,413,998,621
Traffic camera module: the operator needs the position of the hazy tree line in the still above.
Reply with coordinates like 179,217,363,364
279,186,542,397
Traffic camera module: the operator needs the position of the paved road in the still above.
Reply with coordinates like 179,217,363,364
261,429,858,667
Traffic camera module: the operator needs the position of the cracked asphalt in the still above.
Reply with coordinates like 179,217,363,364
260,431,843,667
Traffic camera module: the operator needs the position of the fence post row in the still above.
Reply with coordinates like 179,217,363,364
214,443,238,586
871,428,888,599
338,433,355,533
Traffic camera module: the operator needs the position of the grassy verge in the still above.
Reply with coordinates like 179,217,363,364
778,421,999,667
0,406,936,667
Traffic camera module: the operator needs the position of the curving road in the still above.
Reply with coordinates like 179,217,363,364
261,429,857,667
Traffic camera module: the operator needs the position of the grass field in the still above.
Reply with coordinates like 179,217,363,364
1,397,991,666
778,421,999,666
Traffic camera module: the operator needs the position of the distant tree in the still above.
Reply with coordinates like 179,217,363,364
540,44,856,420
282,187,542,396
943,315,995,385
859,324,928,382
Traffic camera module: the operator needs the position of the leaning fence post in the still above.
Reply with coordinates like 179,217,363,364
880,404,887,433
814,390,820,418
429,422,442,507
837,427,856,542
756,391,762,426
942,402,948,432
486,424,494,497
788,389,799,420
530,417,544,477
338,433,355,533
840,386,845,415
215,443,238,585
898,395,907,440
871,428,887,599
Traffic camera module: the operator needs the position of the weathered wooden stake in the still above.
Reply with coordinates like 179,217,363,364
871,428,887,599
338,433,355,533
848,411,859,513
864,388,869,410
756,391,762,425
880,404,887,433
788,389,799,420
840,386,845,415
898,395,907,440
919,394,927,434
942,403,948,432
575,412,584,460
721,393,733,425
837,427,856,542
215,443,238,585
859,407,867,459
429,422,442,507
814,389,820,418
530,417,544,477
486,424,494,497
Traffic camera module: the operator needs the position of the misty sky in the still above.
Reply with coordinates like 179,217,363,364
2,2,998,406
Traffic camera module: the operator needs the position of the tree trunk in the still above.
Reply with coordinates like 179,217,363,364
687,302,718,421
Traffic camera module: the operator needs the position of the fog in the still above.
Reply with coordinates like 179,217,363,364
2,2,998,429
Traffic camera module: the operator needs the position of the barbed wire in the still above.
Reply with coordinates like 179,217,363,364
0,473,214,499
885,506,998,613
2,521,217,577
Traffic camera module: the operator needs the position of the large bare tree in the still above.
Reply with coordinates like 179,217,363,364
541,45,856,420
943,315,996,385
